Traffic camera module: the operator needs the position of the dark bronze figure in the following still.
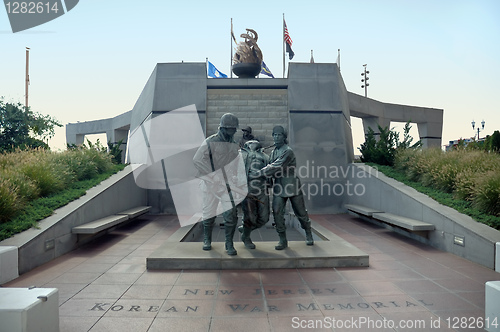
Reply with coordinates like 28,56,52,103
239,140,270,249
255,126,314,250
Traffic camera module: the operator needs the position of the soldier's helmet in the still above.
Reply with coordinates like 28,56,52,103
219,113,239,129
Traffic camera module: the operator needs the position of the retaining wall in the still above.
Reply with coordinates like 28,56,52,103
346,163,500,270
0,166,148,274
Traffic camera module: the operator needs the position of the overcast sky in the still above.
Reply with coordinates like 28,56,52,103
1,0,499,152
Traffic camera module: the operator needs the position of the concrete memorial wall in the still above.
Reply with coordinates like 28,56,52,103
67,62,443,216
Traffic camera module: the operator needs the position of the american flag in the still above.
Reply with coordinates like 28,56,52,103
284,20,292,46
284,19,294,60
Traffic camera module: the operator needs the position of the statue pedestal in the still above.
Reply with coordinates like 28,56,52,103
147,218,369,270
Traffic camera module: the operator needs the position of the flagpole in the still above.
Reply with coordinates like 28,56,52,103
230,18,233,78
25,47,30,110
282,13,285,78
337,49,341,72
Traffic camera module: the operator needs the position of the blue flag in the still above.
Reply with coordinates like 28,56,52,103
207,61,227,78
260,61,274,78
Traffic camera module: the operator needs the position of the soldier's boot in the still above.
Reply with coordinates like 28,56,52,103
305,228,314,246
225,226,237,256
275,232,288,250
241,226,256,249
202,225,212,251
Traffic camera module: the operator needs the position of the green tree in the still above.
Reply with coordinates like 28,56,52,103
397,121,422,150
108,139,123,164
359,125,397,166
358,127,377,163
485,130,500,153
359,121,421,166
0,98,61,152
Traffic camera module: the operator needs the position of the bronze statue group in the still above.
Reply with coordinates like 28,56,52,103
193,113,314,256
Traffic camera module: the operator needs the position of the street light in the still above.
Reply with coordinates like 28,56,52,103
361,64,369,97
471,119,485,140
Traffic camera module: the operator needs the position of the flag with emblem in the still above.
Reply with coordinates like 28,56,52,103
207,61,227,78
260,61,274,78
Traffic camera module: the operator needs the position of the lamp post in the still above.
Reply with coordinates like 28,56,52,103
471,119,485,140
361,64,369,97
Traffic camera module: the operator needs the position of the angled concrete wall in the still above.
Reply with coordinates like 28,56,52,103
288,63,353,213
65,61,445,216
130,63,207,131
348,92,444,148
346,163,500,269
0,166,147,274
66,110,132,163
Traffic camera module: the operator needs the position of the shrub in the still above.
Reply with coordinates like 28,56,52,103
0,145,117,225
359,126,398,166
473,170,500,216
0,178,22,223
485,130,500,153
394,147,500,220
0,168,39,201
360,121,421,166
108,139,123,164
21,157,65,196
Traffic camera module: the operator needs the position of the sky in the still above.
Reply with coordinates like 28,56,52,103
1,0,499,153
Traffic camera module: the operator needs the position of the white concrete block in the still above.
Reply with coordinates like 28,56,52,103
0,246,18,284
496,242,500,272
0,287,59,332
485,281,500,332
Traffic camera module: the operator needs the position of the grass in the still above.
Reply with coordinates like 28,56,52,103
0,164,125,242
0,147,126,241
368,150,500,230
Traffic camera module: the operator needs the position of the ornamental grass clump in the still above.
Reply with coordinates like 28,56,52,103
473,171,500,216
0,147,116,225
395,148,500,217
20,150,72,196
0,178,22,223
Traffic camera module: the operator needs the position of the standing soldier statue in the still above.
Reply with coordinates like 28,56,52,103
253,126,314,250
193,113,245,256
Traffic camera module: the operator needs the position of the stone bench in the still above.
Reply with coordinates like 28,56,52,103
0,287,59,332
344,204,383,217
372,212,435,232
345,204,434,237
72,206,151,235
0,246,18,284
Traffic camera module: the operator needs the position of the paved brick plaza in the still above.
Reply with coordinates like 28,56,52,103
3,214,498,331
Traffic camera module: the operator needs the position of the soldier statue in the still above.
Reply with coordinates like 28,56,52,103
253,126,314,250
193,113,244,255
